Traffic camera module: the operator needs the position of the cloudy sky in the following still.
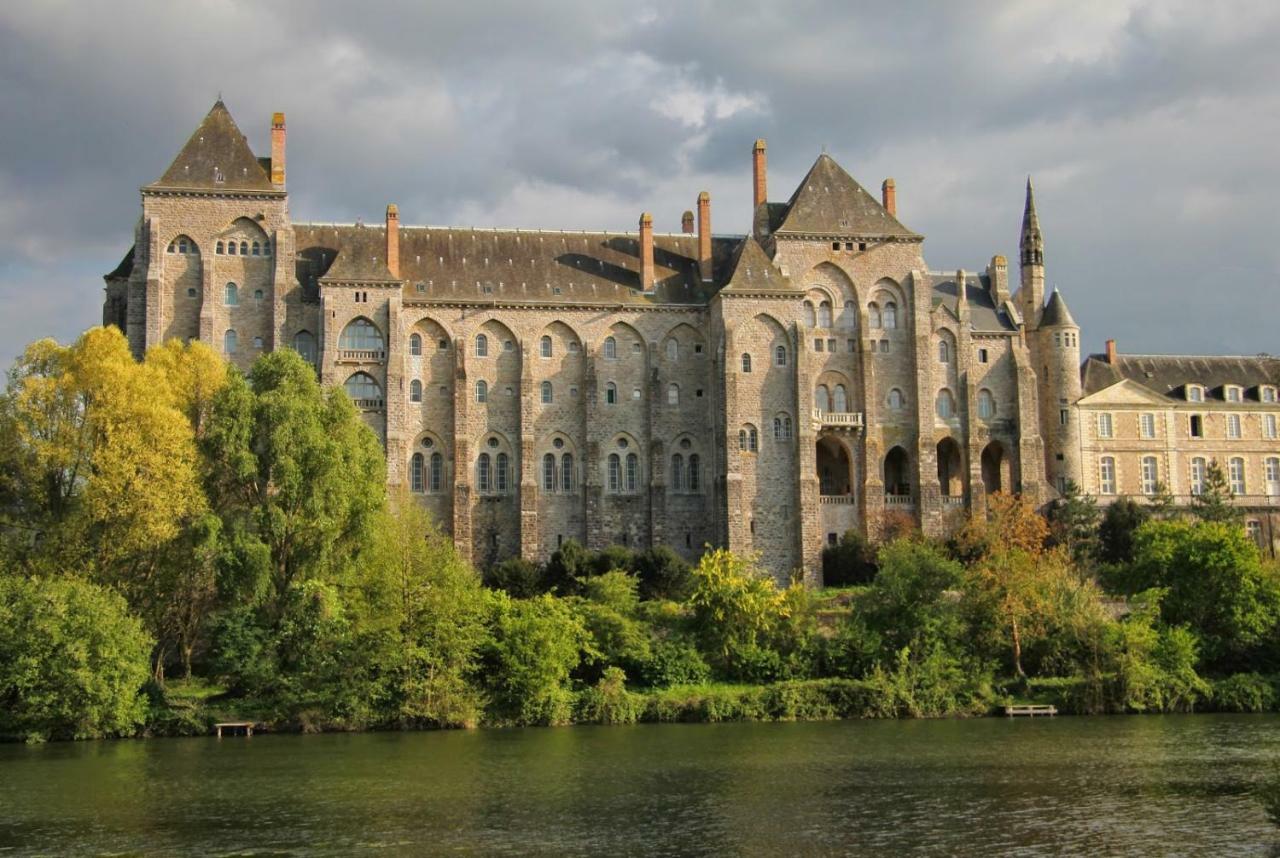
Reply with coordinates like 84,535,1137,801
2,0,1278,364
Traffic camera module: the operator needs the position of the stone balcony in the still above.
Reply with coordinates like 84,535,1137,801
819,494,856,505
812,409,864,431
337,348,387,363
884,494,915,509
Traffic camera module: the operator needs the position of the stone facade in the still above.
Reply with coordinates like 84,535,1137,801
115,100,1250,582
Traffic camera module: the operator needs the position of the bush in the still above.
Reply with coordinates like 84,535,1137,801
1211,673,1278,713
0,576,153,742
822,530,876,586
633,546,694,601
484,594,588,726
575,667,642,725
637,640,712,687
484,557,544,598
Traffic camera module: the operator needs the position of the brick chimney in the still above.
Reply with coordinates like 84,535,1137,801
681,210,694,234
639,212,654,292
270,112,286,188
386,204,400,279
882,178,896,216
752,139,767,209
1105,338,1117,364
697,192,712,282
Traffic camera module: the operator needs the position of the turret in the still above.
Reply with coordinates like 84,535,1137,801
1019,176,1045,329
1037,288,1083,493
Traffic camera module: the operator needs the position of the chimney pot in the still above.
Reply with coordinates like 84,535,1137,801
697,192,713,282
1105,339,1117,364
386,204,400,279
752,139,768,210
681,210,695,234
882,178,896,216
639,212,654,292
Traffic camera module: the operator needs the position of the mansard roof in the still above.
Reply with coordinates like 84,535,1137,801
148,100,276,193
774,154,919,240
1039,289,1077,328
1081,352,1280,399
294,223,741,304
928,273,1015,333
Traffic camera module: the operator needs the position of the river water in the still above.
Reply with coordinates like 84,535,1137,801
1,714,1277,856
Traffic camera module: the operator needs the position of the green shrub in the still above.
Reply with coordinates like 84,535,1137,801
576,667,642,725
1211,673,1278,712
636,640,711,688
822,530,876,586
484,557,543,598
483,594,588,726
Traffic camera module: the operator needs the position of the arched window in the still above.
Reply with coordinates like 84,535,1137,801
888,388,904,410
223,329,238,354
224,283,239,306
543,453,557,491
688,454,701,492
409,333,422,356
496,453,510,493
293,330,316,363
775,345,787,367
239,241,248,255
605,382,617,405
340,318,383,351
475,334,488,357
626,453,638,493
430,453,443,493
938,340,950,363
672,454,685,491
833,385,848,412
604,337,617,359
815,385,830,413
475,380,488,402
608,454,621,492
868,302,881,328
818,301,833,327
668,384,679,406
883,302,898,329
936,389,955,419
263,240,272,256
477,454,492,493
540,335,552,358
741,353,752,373
541,381,553,404
216,240,225,255
409,380,422,402
773,417,783,439
251,241,261,256
666,339,678,361
843,301,856,329
1229,457,1246,495
561,453,574,493
803,302,816,327
978,389,995,419
227,240,237,255
738,425,759,452
410,453,425,493
344,372,381,404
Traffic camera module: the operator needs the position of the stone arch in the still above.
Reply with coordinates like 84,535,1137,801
661,322,703,363
936,437,963,497
884,446,911,497
164,233,202,257
602,320,645,355
161,233,204,344
411,431,449,494
981,441,1006,494
603,432,643,493
806,261,859,303
540,319,583,356
217,217,271,257
817,433,854,497
339,317,385,353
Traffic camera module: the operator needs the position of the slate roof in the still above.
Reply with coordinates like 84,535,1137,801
147,100,276,193
293,223,742,305
928,273,1015,333
104,246,135,281
774,154,919,240
1082,353,1280,400
1039,289,1077,327
720,237,790,292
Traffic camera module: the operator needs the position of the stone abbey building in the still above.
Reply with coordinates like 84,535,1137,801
103,102,1280,580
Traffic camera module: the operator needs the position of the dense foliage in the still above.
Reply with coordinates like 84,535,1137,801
3,329,1280,742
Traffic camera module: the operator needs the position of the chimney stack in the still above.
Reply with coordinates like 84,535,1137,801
270,112,286,187
639,212,654,292
681,210,695,234
752,139,768,210
386,204,400,279
882,178,896,216
1105,339,1117,364
697,192,713,282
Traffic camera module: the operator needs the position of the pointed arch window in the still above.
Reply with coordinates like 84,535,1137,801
672,454,685,491
561,453,574,493
409,333,422,356
475,334,488,357
344,372,382,407
608,454,621,493
541,381,553,404
477,454,492,493
741,353,752,373
224,283,239,306
475,380,488,402
939,340,950,363
604,337,617,359
430,452,443,493
543,453,557,491
410,453,425,493
223,329,238,354
883,302,898,329
688,454,701,492
540,335,553,358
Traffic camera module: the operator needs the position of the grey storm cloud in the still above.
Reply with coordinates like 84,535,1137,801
1,0,1278,364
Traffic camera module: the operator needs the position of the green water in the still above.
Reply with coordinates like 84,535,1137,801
1,715,1277,856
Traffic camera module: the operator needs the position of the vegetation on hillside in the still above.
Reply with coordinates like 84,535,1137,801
2,328,1280,741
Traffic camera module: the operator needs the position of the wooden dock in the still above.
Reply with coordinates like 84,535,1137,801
1004,704,1057,717
214,721,255,737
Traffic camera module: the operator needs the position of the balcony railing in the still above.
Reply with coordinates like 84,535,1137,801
884,494,915,508
338,349,386,362
941,495,965,507
352,398,385,411
820,495,856,505
813,409,864,429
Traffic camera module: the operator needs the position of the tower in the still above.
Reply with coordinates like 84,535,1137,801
1019,176,1044,329
1036,289,1083,493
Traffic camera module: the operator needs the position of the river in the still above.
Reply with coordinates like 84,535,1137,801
1,715,1277,856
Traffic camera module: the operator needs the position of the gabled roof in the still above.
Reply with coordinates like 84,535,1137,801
774,154,919,240
147,100,275,192
1081,352,1280,400
721,237,789,293
1040,289,1076,327
927,273,1015,333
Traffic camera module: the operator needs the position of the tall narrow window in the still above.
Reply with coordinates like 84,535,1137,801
833,385,847,412
293,330,316,364
1190,415,1204,438
1229,457,1246,495
409,334,422,356
1266,414,1277,439
223,329,238,354
978,389,995,419
604,337,617,359
938,340,950,363
224,283,239,306
1097,413,1114,439
541,381,553,404
1099,457,1117,495
1266,457,1280,497
741,353,752,373
496,453,509,493
888,388,904,410
883,302,897,329
626,453,638,493
410,453,425,493
668,384,679,405
688,454,700,492
476,380,488,402
666,339,678,361
543,453,556,492
540,335,553,358
817,301,832,327
803,302,816,327
477,454,492,493
608,454,621,492
672,454,685,491
1190,457,1207,495
475,334,488,357
561,453,574,492
430,453,443,493
409,380,422,402
1141,456,1158,495
815,385,830,413
773,417,783,440
775,345,787,366
868,303,881,328
1228,414,1242,439
605,382,617,405
843,301,856,329
1140,413,1155,438
936,389,955,419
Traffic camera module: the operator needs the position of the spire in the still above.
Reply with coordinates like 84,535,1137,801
1020,175,1043,267
1040,288,1077,328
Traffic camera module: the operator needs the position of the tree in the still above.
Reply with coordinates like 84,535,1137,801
1047,481,1100,571
484,593,588,725
1191,460,1240,524
822,529,876,586
0,575,152,741
1098,496,1151,566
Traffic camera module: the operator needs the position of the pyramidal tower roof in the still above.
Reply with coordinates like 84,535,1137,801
147,100,275,192
1040,288,1077,328
775,153,918,239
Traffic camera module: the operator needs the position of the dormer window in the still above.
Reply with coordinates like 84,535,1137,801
1187,385,1204,403
1262,386,1277,403
1226,385,1242,403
